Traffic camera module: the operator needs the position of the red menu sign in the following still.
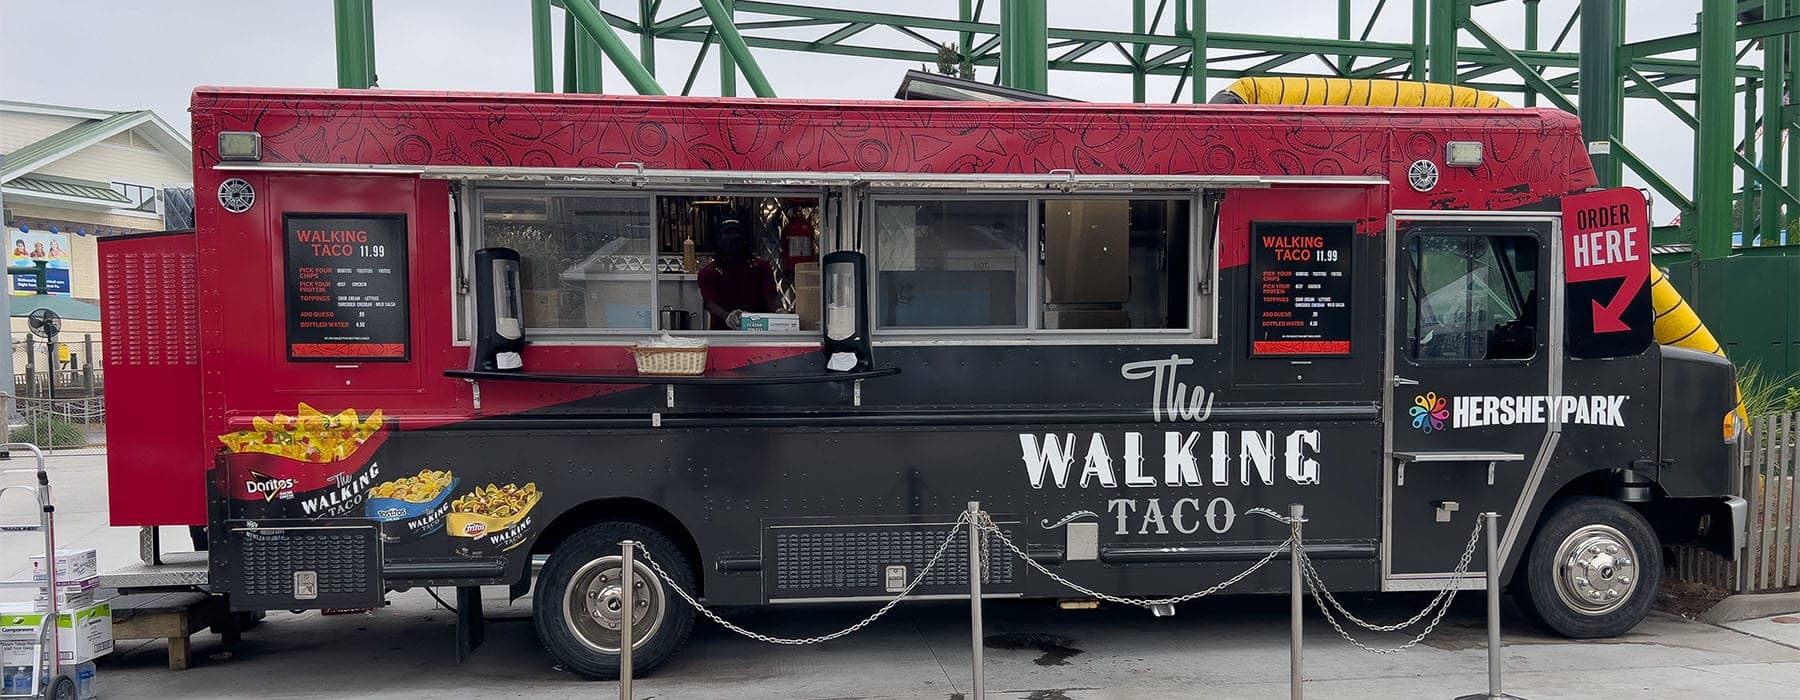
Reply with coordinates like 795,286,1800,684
1250,222,1354,356
283,215,409,361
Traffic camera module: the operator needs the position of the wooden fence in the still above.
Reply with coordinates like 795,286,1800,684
1669,411,1799,593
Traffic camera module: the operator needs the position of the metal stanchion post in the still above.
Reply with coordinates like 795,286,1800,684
1457,513,1523,700
967,501,984,699
620,539,636,700
1289,503,1304,700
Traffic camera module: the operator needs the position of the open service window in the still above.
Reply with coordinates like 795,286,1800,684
870,193,1205,337
474,189,824,338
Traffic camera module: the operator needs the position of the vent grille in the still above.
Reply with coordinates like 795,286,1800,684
772,524,1014,595
238,531,373,597
103,250,199,366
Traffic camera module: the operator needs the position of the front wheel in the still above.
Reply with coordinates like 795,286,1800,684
533,521,697,679
1516,496,1661,638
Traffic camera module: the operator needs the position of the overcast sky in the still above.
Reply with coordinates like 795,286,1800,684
1,1,1726,223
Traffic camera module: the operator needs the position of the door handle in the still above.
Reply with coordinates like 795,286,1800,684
1392,375,1420,387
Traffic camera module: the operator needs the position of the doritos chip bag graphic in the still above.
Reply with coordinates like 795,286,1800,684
218,403,384,463
219,404,390,520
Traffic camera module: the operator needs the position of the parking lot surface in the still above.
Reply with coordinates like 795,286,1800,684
8,452,1800,699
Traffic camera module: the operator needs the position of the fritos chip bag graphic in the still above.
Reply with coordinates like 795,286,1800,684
449,482,542,555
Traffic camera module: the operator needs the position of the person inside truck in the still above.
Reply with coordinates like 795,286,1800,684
698,218,783,330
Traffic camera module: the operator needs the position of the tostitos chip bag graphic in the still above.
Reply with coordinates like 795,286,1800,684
218,403,384,463
367,469,459,544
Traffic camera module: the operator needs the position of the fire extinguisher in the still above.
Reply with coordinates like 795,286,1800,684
781,215,817,269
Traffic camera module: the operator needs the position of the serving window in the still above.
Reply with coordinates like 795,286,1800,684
476,190,823,336
870,194,1202,336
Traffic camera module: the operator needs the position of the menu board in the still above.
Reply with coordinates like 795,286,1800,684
1250,223,1353,356
283,215,408,361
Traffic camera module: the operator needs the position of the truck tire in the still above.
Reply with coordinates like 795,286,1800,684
534,521,696,680
1517,496,1661,638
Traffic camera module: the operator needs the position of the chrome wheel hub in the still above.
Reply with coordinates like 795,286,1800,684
1554,524,1639,616
562,555,663,653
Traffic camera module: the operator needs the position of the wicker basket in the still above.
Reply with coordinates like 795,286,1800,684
631,344,707,376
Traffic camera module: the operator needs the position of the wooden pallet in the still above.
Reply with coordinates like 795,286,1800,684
110,592,241,670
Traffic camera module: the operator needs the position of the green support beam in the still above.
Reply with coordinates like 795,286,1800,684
642,0,659,74
718,0,736,96
1000,0,1048,92
333,0,375,89
532,0,554,92
1523,0,1539,106
1742,79,1758,239
1412,0,1428,80
1133,0,1146,102
564,0,666,94
1428,0,1458,84
1624,13,1800,59
1791,0,1800,229
1697,0,1738,260
700,0,776,97
1191,1,1207,102
563,13,579,92
1763,2,1786,244
1338,0,1352,74
581,4,605,92
1579,0,1620,187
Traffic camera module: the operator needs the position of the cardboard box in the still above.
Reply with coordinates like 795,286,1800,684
28,548,98,583
0,602,113,664
33,583,98,612
740,312,800,332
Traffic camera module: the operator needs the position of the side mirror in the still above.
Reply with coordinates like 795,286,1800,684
473,247,525,371
821,250,871,371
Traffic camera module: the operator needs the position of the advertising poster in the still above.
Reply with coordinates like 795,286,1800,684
7,227,73,297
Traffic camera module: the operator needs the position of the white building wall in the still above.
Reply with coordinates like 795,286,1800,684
0,112,82,154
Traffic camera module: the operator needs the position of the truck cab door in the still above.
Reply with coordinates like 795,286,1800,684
1384,213,1561,589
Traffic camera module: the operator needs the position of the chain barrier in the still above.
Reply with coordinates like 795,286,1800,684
636,511,970,646
975,511,1295,608
1299,515,1486,654
624,505,1484,659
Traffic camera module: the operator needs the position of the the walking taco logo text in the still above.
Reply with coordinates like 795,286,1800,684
1409,391,1627,432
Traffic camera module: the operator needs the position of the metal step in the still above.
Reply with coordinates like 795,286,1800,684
100,551,208,590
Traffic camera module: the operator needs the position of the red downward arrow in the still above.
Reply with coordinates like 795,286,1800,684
1591,272,1646,333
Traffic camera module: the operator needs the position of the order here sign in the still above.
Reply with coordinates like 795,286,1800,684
1561,187,1652,358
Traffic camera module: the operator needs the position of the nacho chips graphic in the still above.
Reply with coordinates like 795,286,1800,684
218,403,385,463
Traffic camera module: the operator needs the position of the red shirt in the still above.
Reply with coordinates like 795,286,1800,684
697,257,778,329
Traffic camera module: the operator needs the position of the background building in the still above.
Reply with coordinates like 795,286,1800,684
0,100,191,396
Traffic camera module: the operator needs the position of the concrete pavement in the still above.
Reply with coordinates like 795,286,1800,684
7,451,1800,699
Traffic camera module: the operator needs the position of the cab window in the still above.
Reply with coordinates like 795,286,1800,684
1407,233,1539,361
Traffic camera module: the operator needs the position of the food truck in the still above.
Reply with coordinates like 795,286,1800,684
98,81,1744,679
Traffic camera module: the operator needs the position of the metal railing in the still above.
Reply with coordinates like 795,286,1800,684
1669,410,1800,593
611,502,1517,700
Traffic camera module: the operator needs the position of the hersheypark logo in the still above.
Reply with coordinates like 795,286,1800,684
1408,391,1627,433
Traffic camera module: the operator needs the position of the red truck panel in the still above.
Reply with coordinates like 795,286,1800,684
100,230,206,525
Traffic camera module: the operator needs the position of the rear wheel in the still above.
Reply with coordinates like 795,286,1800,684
533,521,696,679
1517,496,1661,638
41,674,75,700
